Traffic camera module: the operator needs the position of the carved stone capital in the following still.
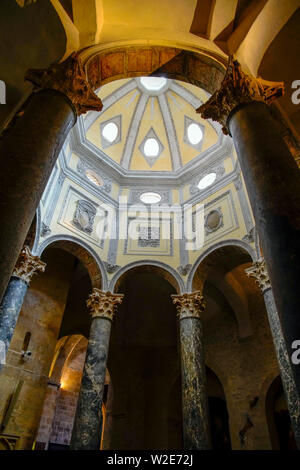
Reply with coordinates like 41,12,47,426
13,246,46,284
171,291,206,320
197,56,284,135
245,257,271,293
25,52,103,116
86,289,124,321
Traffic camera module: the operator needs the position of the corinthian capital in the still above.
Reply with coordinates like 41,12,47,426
86,289,124,321
197,56,284,135
25,52,103,116
245,257,271,294
13,246,46,284
171,291,206,320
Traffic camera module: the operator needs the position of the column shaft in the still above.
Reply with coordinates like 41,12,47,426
0,277,28,366
180,316,210,450
70,317,111,450
263,288,300,448
229,101,300,393
0,89,76,302
70,289,123,450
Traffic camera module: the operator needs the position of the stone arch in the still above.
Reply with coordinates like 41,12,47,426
187,239,257,292
109,260,184,294
188,240,255,339
35,234,108,290
80,45,226,95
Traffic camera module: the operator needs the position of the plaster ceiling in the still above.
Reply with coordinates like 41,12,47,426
81,77,220,174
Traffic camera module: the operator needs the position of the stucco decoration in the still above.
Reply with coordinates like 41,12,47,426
197,56,284,135
72,199,97,234
86,289,124,321
242,227,255,243
138,226,160,248
204,208,223,234
41,223,51,238
190,164,225,195
171,291,206,320
77,159,112,193
104,262,120,274
25,52,103,116
138,127,164,167
13,246,46,284
177,264,192,276
245,257,271,294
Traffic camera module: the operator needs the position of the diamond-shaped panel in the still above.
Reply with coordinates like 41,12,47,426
138,127,164,167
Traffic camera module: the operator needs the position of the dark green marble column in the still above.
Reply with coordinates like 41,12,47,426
0,246,45,369
172,291,210,450
246,258,300,449
198,57,300,405
0,52,102,303
70,290,123,450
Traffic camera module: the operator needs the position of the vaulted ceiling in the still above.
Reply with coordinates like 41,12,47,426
81,77,220,174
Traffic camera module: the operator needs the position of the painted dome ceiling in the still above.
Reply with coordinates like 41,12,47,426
77,77,225,178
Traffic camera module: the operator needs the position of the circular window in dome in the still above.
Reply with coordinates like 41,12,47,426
187,123,203,145
101,122,119,143
140,77,167,91
85,170,103,187
144,138,160,157
197,172,217,190
140,192,162,204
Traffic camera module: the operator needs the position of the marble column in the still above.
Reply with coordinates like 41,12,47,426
245,258,300,449
0,52,102,303
197,57,300,400
0,246,46,369
70,290,123,450
171,291,210,450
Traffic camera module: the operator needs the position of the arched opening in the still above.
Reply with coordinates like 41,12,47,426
107,265,181,449
190,244,254,339
265,375,297,450
206,367,231,450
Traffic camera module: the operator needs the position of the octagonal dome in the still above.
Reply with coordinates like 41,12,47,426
76,77,224,178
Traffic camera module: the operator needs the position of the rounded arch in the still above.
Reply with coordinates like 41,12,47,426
35,234,108,290
187,240,256,338
80,44,226,94
109,260,184,294
187,239,257,293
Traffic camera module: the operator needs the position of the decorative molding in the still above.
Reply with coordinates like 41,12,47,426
183,115,205,152
25,52,103,116
86,289,123,321
13,246,46,284
197,56,284,135
121,93,148,169
242,227,255,243
177,264,192,276
100,115,122,149
171,291,206,320
138,127,164,167
129,189,171,205
245,257,271,293
104,262,120,274
77,158,112,193
190,164,225,195
158,93,182,170
204,208,224,234
35,234,108,290
138,226,160,248
41,223,51,238
72,199,97,234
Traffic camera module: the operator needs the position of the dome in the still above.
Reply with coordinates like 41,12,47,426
73,77,225,182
